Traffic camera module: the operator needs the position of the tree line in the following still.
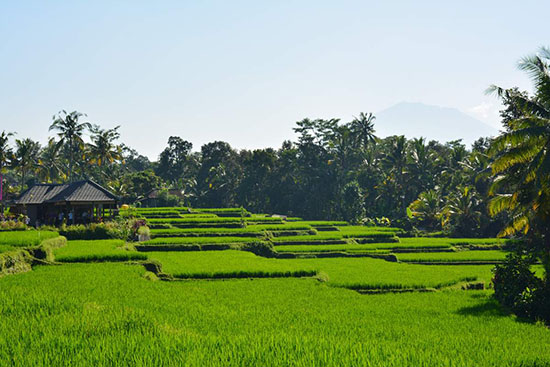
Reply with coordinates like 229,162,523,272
0,111,503,236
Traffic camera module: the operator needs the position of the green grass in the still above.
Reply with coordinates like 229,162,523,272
0,230,59,247
0,263,548,366
142,236,261,245
396,250,511,263
54,240,147,262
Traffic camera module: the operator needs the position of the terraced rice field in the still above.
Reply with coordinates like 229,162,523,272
0,230,59,247
54,240,147,263
0,207,548,365
396,250,511,263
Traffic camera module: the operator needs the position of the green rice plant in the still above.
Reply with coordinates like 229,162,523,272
139,211,182,218
336,226,404,237
0,230,59,247
173,269,316,279
271,234,348,246
285,217,304,221
274,244,379,253
267,230,317,237
273,238,461,251
398,237,510,248
299,221,349,227
244,217,283,224
136,207,189,212
246,224,314,231
135,243,231,252
148,250,319,278
274,234,343,241
150,227,264,238
0,263,549,365
396,250,511,263
142,236,260,245
147,217,240,224
192,208,251,217
54,240,147,263
148,250,495,290
172,223,244,229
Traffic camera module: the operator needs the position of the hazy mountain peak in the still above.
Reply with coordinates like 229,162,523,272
375,102,498,146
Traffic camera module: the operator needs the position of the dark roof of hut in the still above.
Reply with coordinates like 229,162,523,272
14,180,117,205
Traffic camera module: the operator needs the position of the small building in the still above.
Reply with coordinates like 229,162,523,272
137,188,184,208
12,180,118,226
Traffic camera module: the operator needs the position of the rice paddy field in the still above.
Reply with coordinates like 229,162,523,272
0,230,59,248
0,207,548,365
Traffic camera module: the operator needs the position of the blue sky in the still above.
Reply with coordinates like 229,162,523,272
0,1,547,158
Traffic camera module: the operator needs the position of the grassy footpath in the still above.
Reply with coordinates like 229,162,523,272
0,263,548,366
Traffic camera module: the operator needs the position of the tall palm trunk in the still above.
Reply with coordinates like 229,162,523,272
69,136,73,182
21,168,26,192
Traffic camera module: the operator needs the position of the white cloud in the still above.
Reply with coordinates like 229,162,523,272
467,102,501,129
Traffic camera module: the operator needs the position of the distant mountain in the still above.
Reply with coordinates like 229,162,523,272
374,102,498,146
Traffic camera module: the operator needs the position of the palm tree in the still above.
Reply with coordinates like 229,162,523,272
0,131,14,203
442,186,482,237
382,136,408,210
49,110,91,181
408,137,434,193
38,138,65,183
408,189,442,230
14,138,41,192
350,112,377,149
88,125,122,168
488,47,550,283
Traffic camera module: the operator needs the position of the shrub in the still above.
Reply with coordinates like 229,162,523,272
59,219,147,241
493,253,549,324
241,241,278,258
60,224,111,240
0,220,27,231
